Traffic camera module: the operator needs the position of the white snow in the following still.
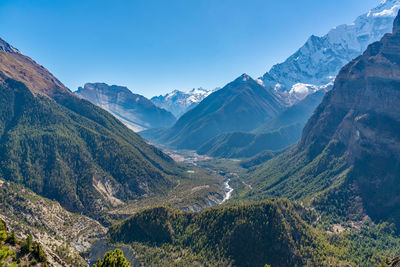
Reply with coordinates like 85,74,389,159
151,88,213,117
260,0,400,105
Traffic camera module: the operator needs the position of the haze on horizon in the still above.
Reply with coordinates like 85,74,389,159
0,0,380,98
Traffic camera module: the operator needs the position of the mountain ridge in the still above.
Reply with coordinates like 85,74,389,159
260,0,400,104
0,37,185,216
151,87,212,118
75,83,176,132
245,9,400,228
142,73,284,150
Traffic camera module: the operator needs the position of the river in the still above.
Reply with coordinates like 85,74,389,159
221,179,234,203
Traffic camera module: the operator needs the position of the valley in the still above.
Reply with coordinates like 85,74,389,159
1,0,400,266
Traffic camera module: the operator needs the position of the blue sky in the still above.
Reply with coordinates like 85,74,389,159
0,0,380,97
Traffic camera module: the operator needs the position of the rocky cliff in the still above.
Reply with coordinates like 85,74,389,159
76,83,176,131
247,10,400,227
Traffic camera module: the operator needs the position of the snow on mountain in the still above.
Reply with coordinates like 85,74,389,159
261,0,400,105
151,88,213,117
0,38,20,53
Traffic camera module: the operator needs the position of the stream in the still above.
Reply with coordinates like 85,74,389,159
221,179,234,203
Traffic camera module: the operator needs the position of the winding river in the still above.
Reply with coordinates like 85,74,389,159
221,179,234,203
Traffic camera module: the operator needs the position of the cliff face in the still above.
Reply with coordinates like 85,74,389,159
260,0,400,104
297,12,400,224
76,83,176,131
301,11,400,157
247,11,400,227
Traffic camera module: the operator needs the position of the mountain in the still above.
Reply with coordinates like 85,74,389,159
245,10,400,228
151,88,212,118
0,38,185,216
0,180,107,266
109,199,333,266
197,90,325,158
75,83,176,132
0,38,20,53
142,74,284,150
260,0,400,104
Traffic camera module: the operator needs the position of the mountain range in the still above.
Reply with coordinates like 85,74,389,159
245,10,400,228
260,0,400,104
2,1,400,266
142,74,284,150
197,90,326,158
140,0,400,157
0,38,185,216
151,87,212,118
75,83,176,132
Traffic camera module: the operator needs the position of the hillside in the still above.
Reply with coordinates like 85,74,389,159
0,179,108,266
109,199,333,267
142,74,283,150
0,39,187,216
0,219,49,266
243,10,400,228
197,91,325,158
75,83,176,131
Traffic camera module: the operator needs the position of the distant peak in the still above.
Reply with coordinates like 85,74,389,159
0,38,20,53
394,10,400,33
235,73,252,83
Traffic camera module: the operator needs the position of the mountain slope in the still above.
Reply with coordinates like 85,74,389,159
151,88,212,118
75,83,176,132
261,0,400,104
245,11,400,227
0,39,185,215
0,180,107,266
109,199,332,266
143,74,283,150
197,91,325,158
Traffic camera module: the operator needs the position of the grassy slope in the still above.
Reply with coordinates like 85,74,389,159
0,77,185,215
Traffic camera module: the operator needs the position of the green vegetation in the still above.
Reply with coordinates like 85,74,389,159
110,199,339,266
197,123,302,158
0,219,48,266
196,90,325,159
94,249,131,267
0,77,187,215
109,199,400,266
241,139,348,202
142,74,283,150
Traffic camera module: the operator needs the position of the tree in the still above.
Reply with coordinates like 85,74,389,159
0,230,7,242
33,243,47,262
21,235,33,254
94,249,131,267
6,230,18,245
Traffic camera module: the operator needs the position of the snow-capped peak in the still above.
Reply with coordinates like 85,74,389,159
240,73,251,81
151,88,212,117
259,0,400,105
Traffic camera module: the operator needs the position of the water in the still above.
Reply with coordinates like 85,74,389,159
221,179,234,203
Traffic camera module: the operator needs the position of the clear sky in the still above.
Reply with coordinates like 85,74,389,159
0,0,380,98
